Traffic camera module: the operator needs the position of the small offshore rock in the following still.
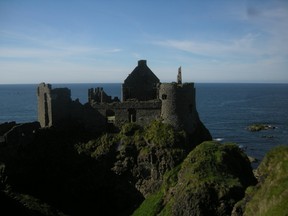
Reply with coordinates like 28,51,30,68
247,124,275,132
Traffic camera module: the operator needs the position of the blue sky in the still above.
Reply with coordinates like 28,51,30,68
0,0,287,84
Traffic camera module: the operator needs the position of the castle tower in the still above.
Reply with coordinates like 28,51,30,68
159,79,199,134
37,83,72,127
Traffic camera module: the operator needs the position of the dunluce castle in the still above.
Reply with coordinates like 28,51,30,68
37,60,201,134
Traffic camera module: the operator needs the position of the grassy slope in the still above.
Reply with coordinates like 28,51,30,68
243,146,288,216
133,141,255,216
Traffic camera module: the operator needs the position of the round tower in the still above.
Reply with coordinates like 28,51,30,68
159,82,199,133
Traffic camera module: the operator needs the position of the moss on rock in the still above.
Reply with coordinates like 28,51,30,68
233,146,288,216
133,141,256,216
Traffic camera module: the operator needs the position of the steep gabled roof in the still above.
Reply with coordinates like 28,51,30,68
124,60,159,85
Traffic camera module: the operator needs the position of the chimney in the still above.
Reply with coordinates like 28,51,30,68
138,60,147,67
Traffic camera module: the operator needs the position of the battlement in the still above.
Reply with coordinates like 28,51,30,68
88,87,119,104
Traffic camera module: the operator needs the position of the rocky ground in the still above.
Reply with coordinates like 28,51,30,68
0,121,287,216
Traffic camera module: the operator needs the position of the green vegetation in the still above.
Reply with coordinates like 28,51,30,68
75,133,117,159
4,119,270,216
132,141,256,216
132,191,164,216
132,165,181,216
120,122,142,136
144,120,175,146
242,146,288,216
179,142,243,187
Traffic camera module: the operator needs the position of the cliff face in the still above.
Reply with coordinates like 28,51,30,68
232,146,288,216
1,119,286,216
132,141,257,216
0,119,211,215
1,119,271,216
77,120,212,197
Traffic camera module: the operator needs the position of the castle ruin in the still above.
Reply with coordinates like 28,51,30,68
37,60,200,134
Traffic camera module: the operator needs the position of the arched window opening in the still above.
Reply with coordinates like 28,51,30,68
128,108,136,122
162,94,167,100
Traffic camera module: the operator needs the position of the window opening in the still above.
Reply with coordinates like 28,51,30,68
128,108,136,122
162,94,167,100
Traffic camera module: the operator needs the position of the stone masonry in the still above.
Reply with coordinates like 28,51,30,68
37,60,200,134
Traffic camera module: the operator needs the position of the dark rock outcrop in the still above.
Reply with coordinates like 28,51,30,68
111,121,211,197
0,119,212,215
133,141,257,216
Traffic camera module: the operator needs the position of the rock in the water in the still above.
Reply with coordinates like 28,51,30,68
247,124,275,132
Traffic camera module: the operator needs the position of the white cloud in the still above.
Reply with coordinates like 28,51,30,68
0,46,121,59
0,30,122,59
153,33,264,59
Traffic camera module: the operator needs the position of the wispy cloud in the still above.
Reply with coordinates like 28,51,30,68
153,34,264,59
0,30,122,59
153,3,288,62
0,46,122,59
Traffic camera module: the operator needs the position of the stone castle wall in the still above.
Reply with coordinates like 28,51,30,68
37,83,53,127
37,60,200,134
37,83,106,131
159,83,198,133
91,100,161,127
37,83,72,127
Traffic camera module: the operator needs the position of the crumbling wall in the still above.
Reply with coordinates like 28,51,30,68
37,83,106,131
91,100,161,127
88,87,119,103
37,83,72,127
37,83,53,127
50,87,72,126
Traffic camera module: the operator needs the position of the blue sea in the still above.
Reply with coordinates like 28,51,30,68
1,83,288,165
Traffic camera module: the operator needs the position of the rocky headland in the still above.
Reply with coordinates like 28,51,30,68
0,120,287,216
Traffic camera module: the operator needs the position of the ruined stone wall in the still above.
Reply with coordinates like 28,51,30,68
38,83,73,127
91,100,161,127
88,87,119,103
159,83,198,133
37,83,106,131
50,88,72,126
175,83,198,134
37,83,53,127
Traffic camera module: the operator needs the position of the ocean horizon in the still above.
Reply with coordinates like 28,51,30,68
1,83,288,166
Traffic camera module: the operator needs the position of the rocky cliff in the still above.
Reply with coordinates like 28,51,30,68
232,146,288,216
132,141,257,216
1,120,286,216
0,119,211,215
